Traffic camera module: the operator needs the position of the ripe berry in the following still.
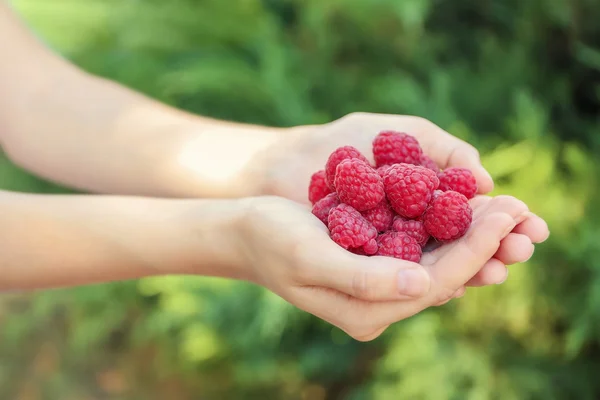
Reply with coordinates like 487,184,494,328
308,170,332,204
373,131,423,167
438,167,478,199
383,163,440,218
361,199,394,232
311,193,340,225
392,216,430,247
334,158,385,211
419,154,439,172
376,164,393,177
328,204,378,252
423,191,473,241
376,231,422,262
325,146,370,190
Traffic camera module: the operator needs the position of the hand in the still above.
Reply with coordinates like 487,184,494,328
235,194,532,341
252,112,493,204
246,112,549,289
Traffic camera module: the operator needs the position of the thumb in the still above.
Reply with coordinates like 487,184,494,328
301,247,431,301
426,209,526,297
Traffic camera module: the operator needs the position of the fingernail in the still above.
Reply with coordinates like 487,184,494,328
496,268,508,285
398,268,429,297
481,167,493,182
514,211,528,224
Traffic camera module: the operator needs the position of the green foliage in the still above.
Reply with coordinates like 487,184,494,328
1,0,600,398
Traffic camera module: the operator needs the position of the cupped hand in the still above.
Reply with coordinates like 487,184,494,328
236,194,537,341
246,112,549,290
253,112,493,203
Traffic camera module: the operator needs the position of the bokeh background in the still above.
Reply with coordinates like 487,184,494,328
1,0,599,399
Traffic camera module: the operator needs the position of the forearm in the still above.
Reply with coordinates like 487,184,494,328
0,3,282,197
0,191,246,291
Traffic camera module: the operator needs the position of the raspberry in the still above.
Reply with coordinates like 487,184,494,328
419,154,439,172
334,158,385,211
311,193,340,225
362,239,379,255
361,199,394,232
423,191,473,241
392,216,430,247
349,247,367,256
376,231,422,262
328,204,378,252
437,167,478,199
376,164,393,177
308,170,332,204
325,146,370,190
383,163,439,218
373,131,423,167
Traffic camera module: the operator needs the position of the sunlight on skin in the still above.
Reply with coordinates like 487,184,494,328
175,125,279,193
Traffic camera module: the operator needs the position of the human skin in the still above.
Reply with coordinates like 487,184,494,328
0,191,531,341
0,2,548,315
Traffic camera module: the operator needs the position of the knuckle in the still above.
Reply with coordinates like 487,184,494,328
433,287,457,306
351,269,375,300
465,143,480,158
410,115,437,130
289,243,315,280
492,195,529,214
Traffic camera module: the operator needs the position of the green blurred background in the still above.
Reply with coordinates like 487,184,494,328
1,0,599,399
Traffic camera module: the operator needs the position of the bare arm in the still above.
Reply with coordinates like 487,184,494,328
0,2,282,198
0,191,246,291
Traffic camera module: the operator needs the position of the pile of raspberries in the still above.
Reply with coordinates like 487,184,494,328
309,131,477,262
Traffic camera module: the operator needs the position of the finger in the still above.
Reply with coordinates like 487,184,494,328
513,212,550,243
470,195,492,213
415,121,493,194
474,195,529,224
361,207,528,328
465,258,507,287
421,195,529,263
427,201,527,293
493,233,534,265
298,244,431,302
434,286,466,306
477,204,547,245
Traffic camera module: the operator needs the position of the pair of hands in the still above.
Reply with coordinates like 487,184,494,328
211,113,549,341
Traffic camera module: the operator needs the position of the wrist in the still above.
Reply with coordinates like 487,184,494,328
167,197,252,281
155,120,288,199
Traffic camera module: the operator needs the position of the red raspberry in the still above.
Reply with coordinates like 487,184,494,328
437,167,478,199
361,199,394,232
373,131,423,167
383,163,440,218
376,164,393,177
308,170,332,204
423,191,473,241
392,216,430,247
311,193,340,225
328,204,378,252
349,247,367,256
325,146,370,190
362,239,379,255
334,158,385,211
376,231,422,262
419,154,439,172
